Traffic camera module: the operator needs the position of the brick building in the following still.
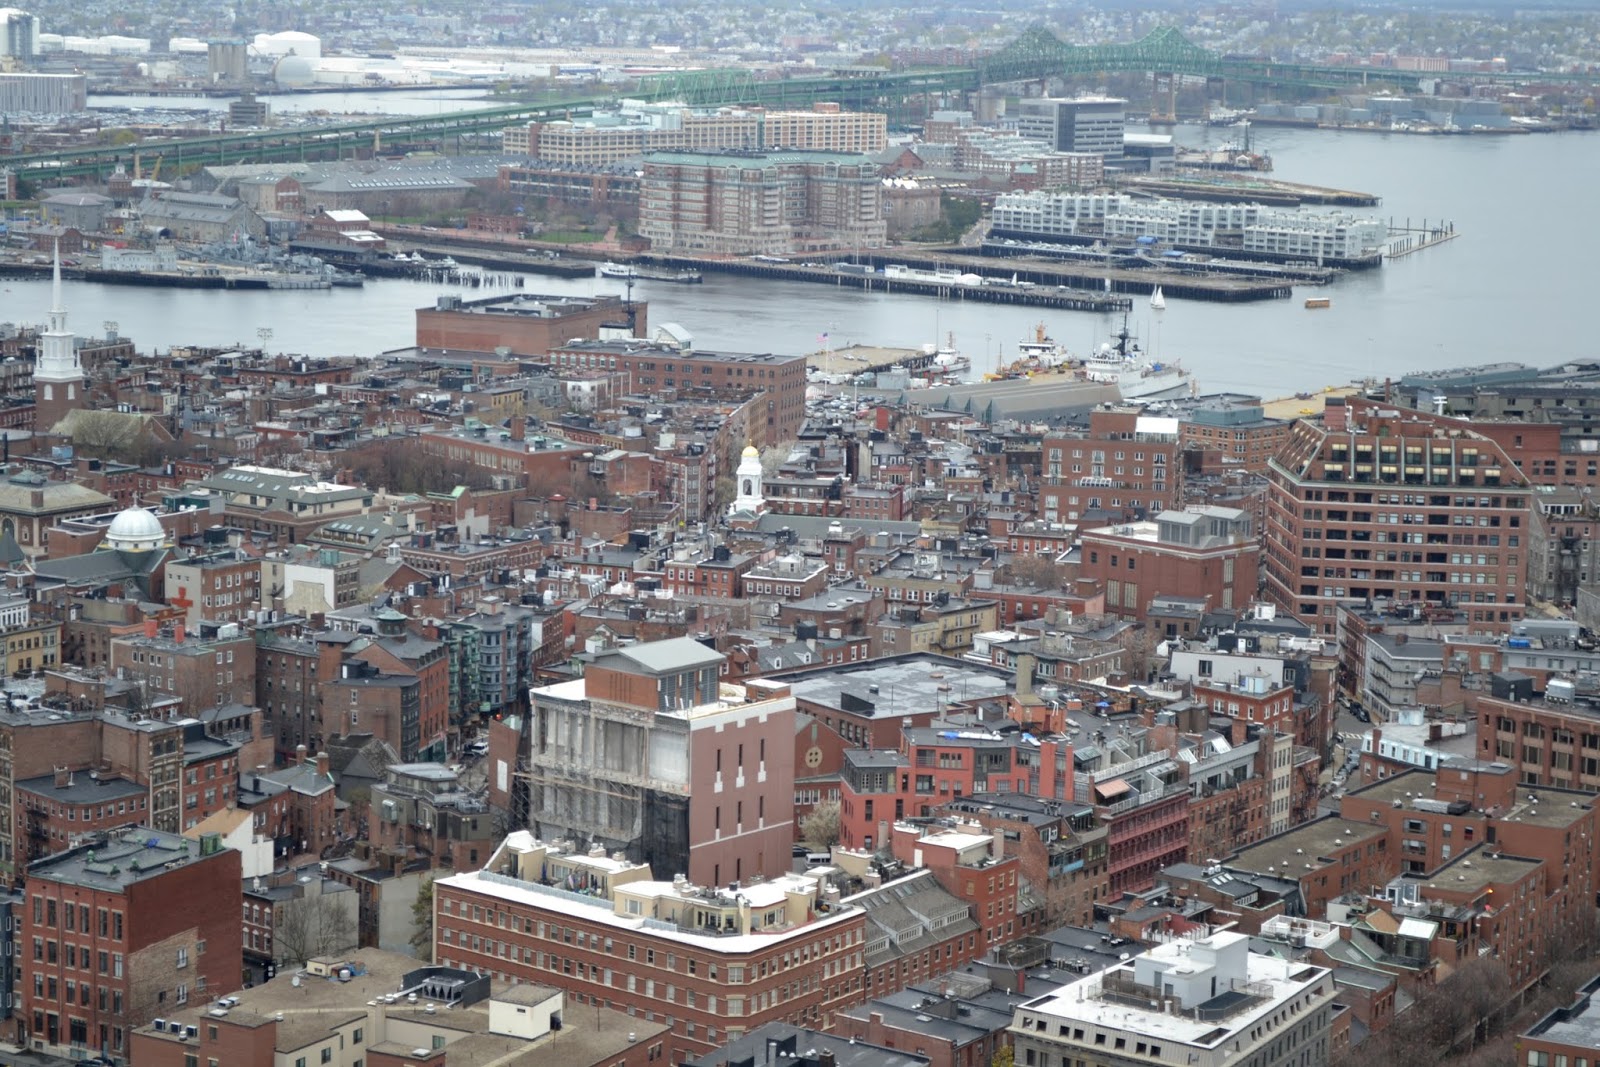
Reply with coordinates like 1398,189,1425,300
108,619,256,715
1040,408,1182,525
17,827,242,1059
1264,397,1533,635
1078,506,1258,620
547,339,807,447
638,150,884,256
521,639,796,886
434,832,868,1063
1177,394,1291,474
414,293,644,357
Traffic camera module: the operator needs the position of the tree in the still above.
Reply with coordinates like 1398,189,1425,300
990,1048,1015,1067
1004,555,1067,590
275,884,358,967
799,799,842,852
409,873,436,960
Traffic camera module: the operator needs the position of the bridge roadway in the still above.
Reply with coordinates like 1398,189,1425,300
4,26,1590,177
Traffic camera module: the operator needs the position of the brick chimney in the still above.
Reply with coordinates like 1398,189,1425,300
173,621,185,644
144,618,158,639
296,743,308,766
54,766,71,788
509,416,526,442
316,751,329,778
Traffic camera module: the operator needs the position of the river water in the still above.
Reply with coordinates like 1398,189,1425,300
6,123,1595,399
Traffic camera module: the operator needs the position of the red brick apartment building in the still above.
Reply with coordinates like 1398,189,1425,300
547,339,807,446
18,827,241,1058
1040,407,1182,524
1264,397,1533,635
434,833,867,1064
1078,506,1259,619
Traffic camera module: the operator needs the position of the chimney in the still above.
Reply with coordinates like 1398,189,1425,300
54,766,71,789
173,621,185,644
510,416,526,442
144,618,158,639
316,751,329,778
819,1053,836,1067
296,744,308,766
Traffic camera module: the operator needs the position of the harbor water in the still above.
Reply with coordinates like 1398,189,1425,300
5,124,1596,399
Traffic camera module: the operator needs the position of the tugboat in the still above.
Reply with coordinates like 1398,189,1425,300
597,262,637,279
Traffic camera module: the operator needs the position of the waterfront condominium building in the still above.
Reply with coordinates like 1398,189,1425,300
503,103,886,165
1008,931,1337,1067
638,150,885,256
521,637,797,887
1264,396,1533,636
433,831,867,1064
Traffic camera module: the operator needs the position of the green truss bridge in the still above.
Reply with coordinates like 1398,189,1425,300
3,26,1590,178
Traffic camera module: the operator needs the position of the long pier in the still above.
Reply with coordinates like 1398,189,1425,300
640,255,1137,312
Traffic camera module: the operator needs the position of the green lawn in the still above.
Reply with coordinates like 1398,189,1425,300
537,229,604,244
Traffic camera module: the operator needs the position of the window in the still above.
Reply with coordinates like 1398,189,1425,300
321,1050,333,1064
176,946,189,968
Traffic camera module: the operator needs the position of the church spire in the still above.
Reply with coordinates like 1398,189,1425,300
51,239,63,316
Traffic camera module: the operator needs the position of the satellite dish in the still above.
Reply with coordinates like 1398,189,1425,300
292,976,302,988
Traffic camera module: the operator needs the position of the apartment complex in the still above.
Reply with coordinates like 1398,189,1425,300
638,150,885,256
990,191,1388,263
1041,407,1182,524
503,102,886,165
1264,397,1533,635
433,832,867,1063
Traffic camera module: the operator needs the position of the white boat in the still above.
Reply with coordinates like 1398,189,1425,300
597,262,637,279
1150,286,1166,310
1015,322,1071,368
1081,316,1193,401
919,335,969,373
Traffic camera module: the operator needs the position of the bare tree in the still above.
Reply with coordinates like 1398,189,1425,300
799,799,842,851
1003,555,1068,590
275,884,358,966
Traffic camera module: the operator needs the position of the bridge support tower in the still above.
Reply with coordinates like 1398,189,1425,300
1150,71,1178,123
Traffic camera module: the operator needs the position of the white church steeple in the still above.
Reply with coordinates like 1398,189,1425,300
33,241,87,434
36,242,81,383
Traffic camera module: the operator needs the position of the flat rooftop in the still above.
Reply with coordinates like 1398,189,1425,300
784,655,1012,719
1523,975,1600,1051
421,292,630,317
1017,934,1331,1050
553,338,804,365
1227,817,1388,874
29,827,217,891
